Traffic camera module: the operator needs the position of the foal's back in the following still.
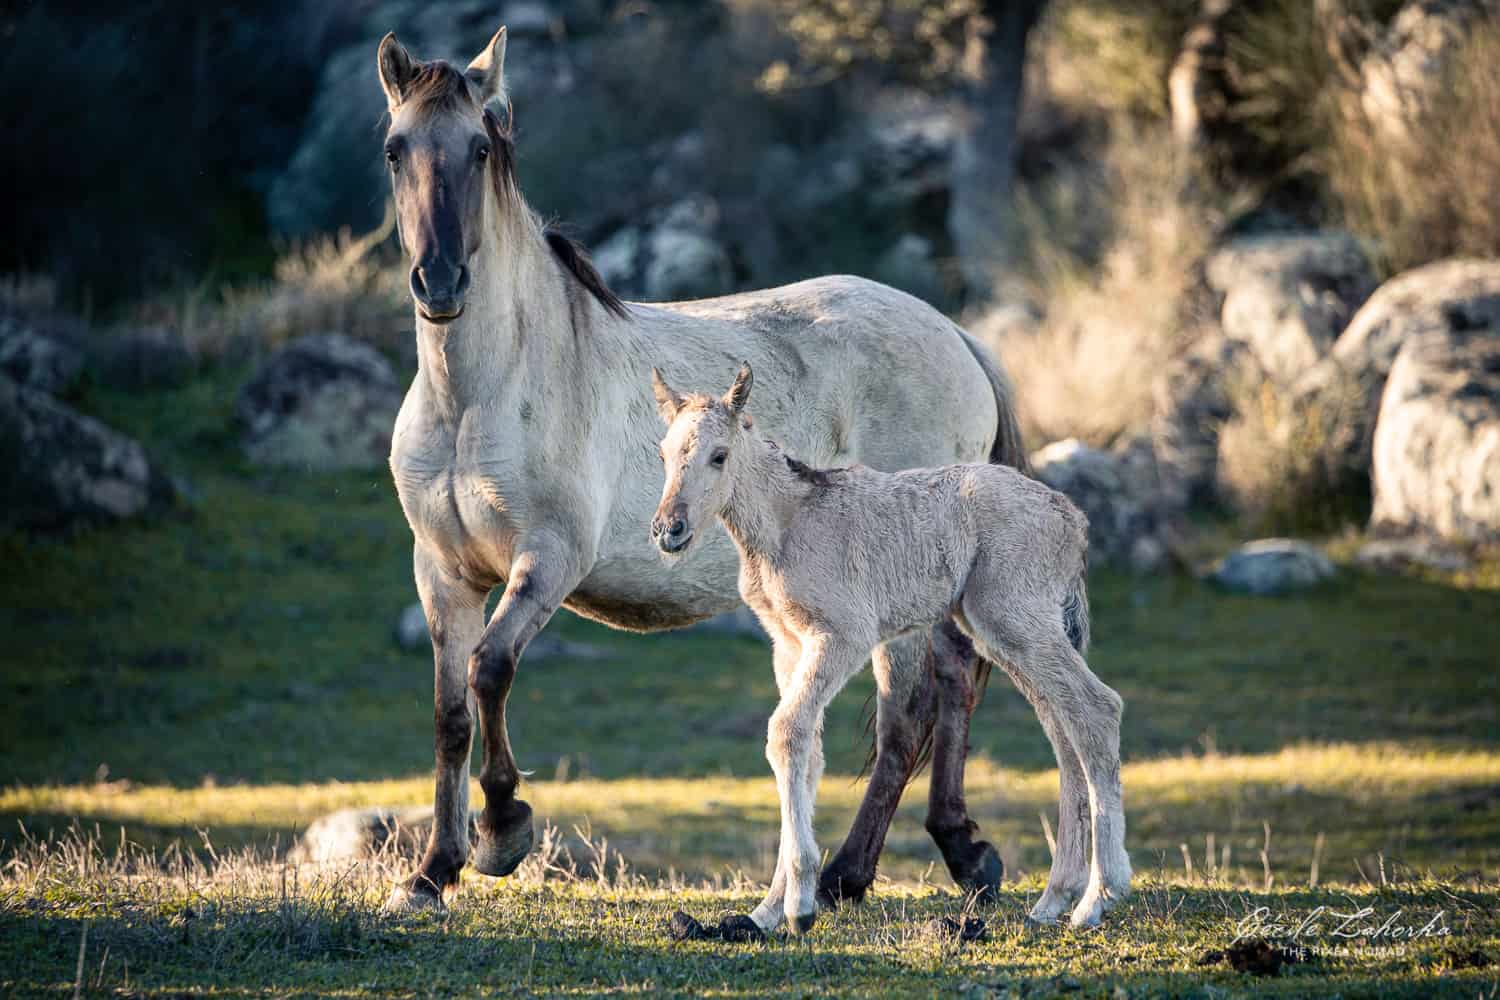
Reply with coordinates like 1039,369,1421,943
778,462,1086,639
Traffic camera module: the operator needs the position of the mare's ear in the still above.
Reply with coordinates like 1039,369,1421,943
651,367,684,423
723,361,753,415
378,33,416,112
466,25,509,114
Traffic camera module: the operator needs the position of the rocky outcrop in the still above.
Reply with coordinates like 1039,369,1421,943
1369,310,1500,540
1031,438,1170,572
1356,0,1488,152
0,316,84,395
1151,333,1258,510
1205,232,1375,385
1209,538,1336,595
235,334,403,471
0,375,176,531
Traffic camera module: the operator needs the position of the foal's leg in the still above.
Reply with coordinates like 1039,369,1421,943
997,664,1093,925
385,547,487,912
924,621,1005,902
818,632,934,906
766,634,869,934
468,532,587,878
748,633,803,934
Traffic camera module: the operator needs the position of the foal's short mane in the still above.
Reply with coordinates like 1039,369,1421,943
402,60,629,320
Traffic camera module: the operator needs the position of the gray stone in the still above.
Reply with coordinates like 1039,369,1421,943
0,317,84,394
0,374,177,531
1031,438,1169,572
1357,0,1485,152
1209,539,1335,595
236,333,403,471
1355,537,1471,574
1370,310,1500,541
1206,232,1376,385
873,234,942,305
503,2,558,38
1151,332,1258,510
396,602,430,651
289,806,462,864
591,226,643,295
644,226,733,302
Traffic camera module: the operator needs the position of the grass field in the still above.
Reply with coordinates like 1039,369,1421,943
2,372,1498,996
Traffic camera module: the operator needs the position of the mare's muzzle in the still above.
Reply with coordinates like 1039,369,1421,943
410,260,471,323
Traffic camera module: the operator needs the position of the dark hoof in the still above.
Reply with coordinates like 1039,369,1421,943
926,916,988,943
382,876,446,914
790,912,817,936
953,841,1003,904
667,910,713,941
717,914,766,943
471,799,534,877
816,865,871,908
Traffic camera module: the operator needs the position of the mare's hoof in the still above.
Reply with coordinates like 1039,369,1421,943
926,916,989,943
382,878,446,915
717,914,766,943
816,865,871,908
954,841,1003,904
471,799,535,877
667,911,713,941
789,912,817,936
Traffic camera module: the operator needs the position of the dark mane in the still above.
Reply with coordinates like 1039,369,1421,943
784,454,842,487
543,230,630,319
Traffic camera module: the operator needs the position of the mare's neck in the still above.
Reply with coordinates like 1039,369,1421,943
719,437,814,560
413,196,569,422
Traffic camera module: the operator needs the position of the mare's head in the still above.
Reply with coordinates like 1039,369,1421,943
651,363,755,557
377,26,512,324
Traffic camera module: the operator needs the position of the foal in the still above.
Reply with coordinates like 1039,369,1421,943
651,363,1130,935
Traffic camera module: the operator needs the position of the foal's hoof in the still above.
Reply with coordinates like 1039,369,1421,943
788,911,817,936
717,914,766,943
382,878,446,915
471,799,535,877
953,840,1004,904
816,864,871,908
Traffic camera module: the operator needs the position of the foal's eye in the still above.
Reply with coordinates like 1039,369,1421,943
711,450,728,467
385,147,399,169
476,145,490,163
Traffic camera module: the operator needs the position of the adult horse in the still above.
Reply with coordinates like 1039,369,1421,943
377,24,1031,913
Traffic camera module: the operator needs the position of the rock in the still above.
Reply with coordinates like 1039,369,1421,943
591,226,644,295
1355,537,1471,574
395,603,430,651
0,374,177,531
92,326,194,390
503,2,559,38
289,806,461,864
1300,258,1500,494
1151,333,1258,509
1209,539,1335,595
1369,311,1500,540
1205,232,1376,384
1031,438,1169,572
0,317,84,394
873,234,943,305
235,333,403,470
644,226,733,302
1357,0,1483,152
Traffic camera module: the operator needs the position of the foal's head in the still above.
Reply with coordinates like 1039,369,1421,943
377,26,512,324
650,363,755,557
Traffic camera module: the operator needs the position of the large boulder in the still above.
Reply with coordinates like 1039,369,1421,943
1150,332,1258,510
289,806,457,864
1205,232,1376,385
1369,311,1500,540
1031,438,1170,572
0,316,84,395
235,334,403,471
597,198,734,302
0,375,176,531
1298,258,1500,486
1209,538,1335,595
1357,0,1486,153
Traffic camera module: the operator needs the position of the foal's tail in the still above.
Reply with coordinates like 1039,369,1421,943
955,325,1031,476
1062,559,1091,654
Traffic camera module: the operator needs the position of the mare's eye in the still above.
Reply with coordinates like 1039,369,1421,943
476,145,490,163
385,147,399,169
711,450,728,467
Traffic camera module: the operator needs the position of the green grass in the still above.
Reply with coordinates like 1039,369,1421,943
1,371,1498,995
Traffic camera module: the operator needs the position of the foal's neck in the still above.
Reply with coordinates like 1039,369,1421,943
719,437,814,560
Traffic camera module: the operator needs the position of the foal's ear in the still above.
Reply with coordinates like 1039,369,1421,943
466,25,509,114
377,33,416,112
651,367,684,423
723,361,753,415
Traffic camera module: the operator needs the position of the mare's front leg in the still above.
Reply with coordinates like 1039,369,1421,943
386,547,488,912
468,531,588,877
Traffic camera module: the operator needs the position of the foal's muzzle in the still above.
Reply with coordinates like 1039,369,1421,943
651,513,692,554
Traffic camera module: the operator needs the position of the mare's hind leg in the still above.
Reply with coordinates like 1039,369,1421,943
924,621,1004,902
818,632,934,906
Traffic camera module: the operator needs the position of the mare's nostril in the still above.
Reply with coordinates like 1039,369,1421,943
454,266,471,299
410,266,429,300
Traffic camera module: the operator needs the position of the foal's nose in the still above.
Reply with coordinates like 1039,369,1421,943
652,510,690,552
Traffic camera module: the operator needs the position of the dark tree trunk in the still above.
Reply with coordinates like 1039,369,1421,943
948,0,1046,303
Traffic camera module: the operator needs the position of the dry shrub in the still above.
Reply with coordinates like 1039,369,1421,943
980,123,1226,449
1216,373,1369,533
1036,0,1198,119
1327,15,1500,273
